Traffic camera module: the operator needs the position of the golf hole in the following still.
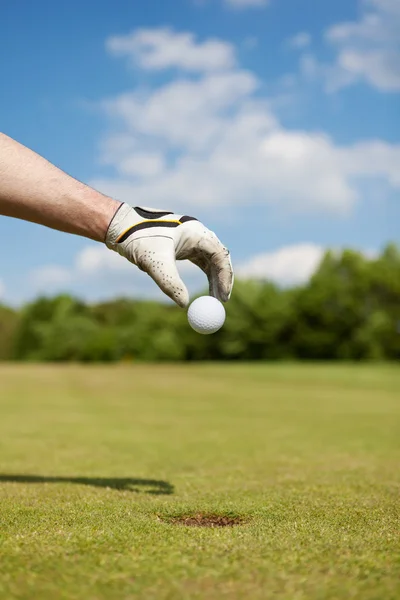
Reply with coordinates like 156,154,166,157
161,513,245,528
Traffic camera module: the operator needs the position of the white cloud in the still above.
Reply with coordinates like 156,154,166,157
333,49,400,91
75,245,203,280
29,247,141,302
29,244,207,302
30,266,71,288
82,25,400,250
324,0,400,91
92,62,400,216
299,53,320,80
224,0,269,8
29,241,380,302
298,53,357,93
30,247,130,293
92,129,362,215
76,246,131,274
101,71,259,152
236,244,378,285
338,140,400,187
99,134,138,166
0,279,5,299
237,244,325,285
287,32,312,50
106,28,236,72
92,28,399,217
116,152,166,178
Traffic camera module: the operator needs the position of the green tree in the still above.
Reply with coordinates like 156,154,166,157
6,243,400,362
13,295,93,361
0,305,19,360
292,247,400,360
214,280,295,360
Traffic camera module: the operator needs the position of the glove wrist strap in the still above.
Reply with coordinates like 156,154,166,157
105,203,133,249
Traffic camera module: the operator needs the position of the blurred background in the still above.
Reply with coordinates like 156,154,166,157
0,0,399,362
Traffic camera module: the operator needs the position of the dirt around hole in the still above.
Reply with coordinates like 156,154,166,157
163,513,245,528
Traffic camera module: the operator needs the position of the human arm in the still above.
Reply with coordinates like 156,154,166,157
0,132,119,241
0,132,234,307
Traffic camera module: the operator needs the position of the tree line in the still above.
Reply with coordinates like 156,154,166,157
0,244,399,362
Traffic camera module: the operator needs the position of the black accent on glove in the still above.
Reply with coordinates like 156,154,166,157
117,215,199,244
117,220,180,243
179,216,198,224
135,207,174,220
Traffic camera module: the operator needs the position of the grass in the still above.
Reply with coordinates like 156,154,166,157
0,363,399,600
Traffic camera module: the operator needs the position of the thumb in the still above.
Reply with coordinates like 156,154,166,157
135,237,190,308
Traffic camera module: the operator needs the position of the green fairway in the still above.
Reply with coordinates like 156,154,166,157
0,364,399,599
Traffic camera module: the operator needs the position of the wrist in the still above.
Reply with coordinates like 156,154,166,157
78,188,122,243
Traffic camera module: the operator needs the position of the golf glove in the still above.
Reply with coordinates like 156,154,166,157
105,204,234,308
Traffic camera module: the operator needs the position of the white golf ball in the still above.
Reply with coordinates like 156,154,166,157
188,296,226,335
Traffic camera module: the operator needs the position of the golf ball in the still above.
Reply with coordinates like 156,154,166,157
188,296,226,335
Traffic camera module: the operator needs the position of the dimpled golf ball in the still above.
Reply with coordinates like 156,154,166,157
188,296,226,335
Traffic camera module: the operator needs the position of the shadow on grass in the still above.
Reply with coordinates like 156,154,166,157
0,474,174,495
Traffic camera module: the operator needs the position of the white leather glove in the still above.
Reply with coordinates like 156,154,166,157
105,204,234,308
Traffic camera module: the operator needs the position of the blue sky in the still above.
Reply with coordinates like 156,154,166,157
0,0,399,304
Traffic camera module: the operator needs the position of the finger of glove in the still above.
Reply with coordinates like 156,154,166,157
135,237,190,308
175,222,234,302
189,255,219,299
197,234,234,303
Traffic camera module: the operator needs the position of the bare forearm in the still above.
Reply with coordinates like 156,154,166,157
0,133,121,242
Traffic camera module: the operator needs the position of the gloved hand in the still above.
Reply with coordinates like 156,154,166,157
105,204,234,308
